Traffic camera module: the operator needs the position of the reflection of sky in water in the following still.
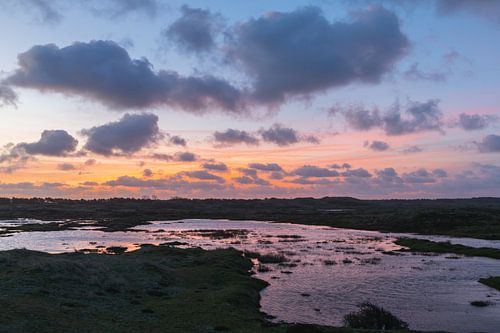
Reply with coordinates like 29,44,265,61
1,219,500,333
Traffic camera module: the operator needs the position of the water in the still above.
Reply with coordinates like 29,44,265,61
1,218,500,333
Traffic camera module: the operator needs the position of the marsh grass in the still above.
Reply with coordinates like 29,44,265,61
395,238,500,260
479,276,500,291
343,302,409,330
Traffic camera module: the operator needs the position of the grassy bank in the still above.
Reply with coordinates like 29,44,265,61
0,246,437,333
479,277,500,292
1,197,500,239
395,238,500,260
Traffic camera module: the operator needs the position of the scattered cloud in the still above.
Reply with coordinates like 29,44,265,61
143,168,153,177
183,170,225,183
248,163,283,172
202,162,228,172
259,124,319,146
16,130,78,156
168,135,187,146
364,140,390,151
293,165,339,178
333,99,443,136
403,62,447,82
476,134,500,152
452,113,498,131
57,163,76,171
0,83,18,107
213,129,259,147
402,145,423,154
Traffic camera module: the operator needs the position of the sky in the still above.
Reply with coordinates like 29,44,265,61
0,0,499,199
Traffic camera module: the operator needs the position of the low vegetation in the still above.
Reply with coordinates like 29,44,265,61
395,238,500,260
0,245,439,333
343,302,409,330
1,197,500,239
479,276,500,291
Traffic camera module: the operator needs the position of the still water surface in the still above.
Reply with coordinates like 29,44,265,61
1,218,500,333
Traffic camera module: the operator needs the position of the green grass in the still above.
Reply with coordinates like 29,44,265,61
0,246,440,333
395,238,500,260
479,277,500,291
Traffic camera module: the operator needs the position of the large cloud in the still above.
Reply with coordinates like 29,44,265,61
165,5,222,53
227,5,408,103
16,130,78,156
82,113,162,156
5,40,244,113
334,99,443,135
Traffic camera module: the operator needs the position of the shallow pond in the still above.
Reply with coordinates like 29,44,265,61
1,218,500,333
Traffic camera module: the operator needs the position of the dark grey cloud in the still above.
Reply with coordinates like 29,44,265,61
259,124,319,146
402,168,436,184
98,0,158,18
432,168,448,178
259,124,299,146
342,168,372,178
57,163,76,171
364,140,390,151
168,135,187,146
103,174,225,191
6,40,244,113
20,0,62,24
82,113,162,156
84,158,96,166
16,130,78,156
330,163,351,169
248,163,283,172
477,134,500,152
150,152,197,162
335,99,443,136
293,165,339,178
238,168,258,178
202,162,228,172
436,0,500,21
165,5,222,53
174,151,197,162
454,113,498,131
384,100,443,135
143,169,153,177
213,129,259,147
184,170,225,183
332,105,382,130
269,171,285,180
233,176,269,186
403,62,447,82
375,167,402,183
0,83,18,107
227,5,408,103
402,145,422,154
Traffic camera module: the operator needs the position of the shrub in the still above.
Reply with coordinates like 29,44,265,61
343,302,409,330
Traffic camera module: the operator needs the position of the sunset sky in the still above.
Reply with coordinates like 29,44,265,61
0,0,499,199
